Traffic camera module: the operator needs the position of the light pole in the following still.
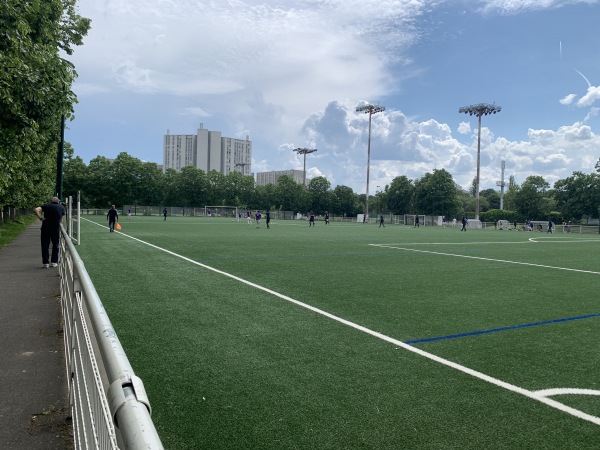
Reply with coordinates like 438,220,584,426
235,162,249,175
293,148,317,186
459,103,501,220
356,103,385,222
496,160,506,210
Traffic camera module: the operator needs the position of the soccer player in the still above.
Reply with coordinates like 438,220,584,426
266,210,271,229
246,210,252,225
461,215,468,231
308,211,315,227
379,215,385,227
324,211,330,225
255,210,262,228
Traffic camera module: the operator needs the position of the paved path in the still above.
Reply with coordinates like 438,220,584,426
0,223,72,449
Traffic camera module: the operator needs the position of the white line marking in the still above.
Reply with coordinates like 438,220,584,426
370,244,600,275
534,388,600,397
529,238,600,243
83,219,600,426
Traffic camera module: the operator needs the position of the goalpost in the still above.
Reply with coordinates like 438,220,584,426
403,214,425,226
204,206,239,219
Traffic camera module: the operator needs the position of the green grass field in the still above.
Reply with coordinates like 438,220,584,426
75,215,600,449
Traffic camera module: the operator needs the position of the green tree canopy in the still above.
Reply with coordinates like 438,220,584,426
0,0,90,208
308,176,332,214
386,176,414,215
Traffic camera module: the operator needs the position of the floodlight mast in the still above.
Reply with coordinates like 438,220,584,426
495,160,506,210
293,148,317,186
356,103,385,222
458,103,501,220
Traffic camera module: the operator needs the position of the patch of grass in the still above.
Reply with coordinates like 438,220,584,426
0,214,37,250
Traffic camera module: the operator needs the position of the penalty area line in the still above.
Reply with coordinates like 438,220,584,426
83,218,600,427
370,244,600,276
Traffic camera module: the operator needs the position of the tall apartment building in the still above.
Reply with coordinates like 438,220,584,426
255,170,306,186
163,124,252,176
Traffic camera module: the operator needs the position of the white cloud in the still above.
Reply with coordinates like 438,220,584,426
577,86,600,107
67,0,600,196
560,93,577,105
479,0,599,14
457,122,471,134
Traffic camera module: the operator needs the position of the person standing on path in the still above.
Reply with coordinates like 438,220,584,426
107,205,119,232
34,196,65,268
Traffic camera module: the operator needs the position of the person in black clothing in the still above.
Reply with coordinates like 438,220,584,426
107,205,119,232
309,211,315,227
163,208,168,220
461,215,468,231
34,197,66,268
547,220,554,233
324,211,330,225
266,210,271,229
414,215,419,228
379,215,385,227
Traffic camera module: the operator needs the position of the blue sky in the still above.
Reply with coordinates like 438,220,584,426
67,0,600,194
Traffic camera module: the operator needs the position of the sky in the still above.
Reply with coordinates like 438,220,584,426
66,0,600,194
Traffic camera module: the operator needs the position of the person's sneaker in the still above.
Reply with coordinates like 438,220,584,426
43,264,49,269
50,262,58,268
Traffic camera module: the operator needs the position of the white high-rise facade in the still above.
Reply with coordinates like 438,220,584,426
255,170,305,186
163,124,252,176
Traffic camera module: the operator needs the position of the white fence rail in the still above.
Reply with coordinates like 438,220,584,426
59,225,163,449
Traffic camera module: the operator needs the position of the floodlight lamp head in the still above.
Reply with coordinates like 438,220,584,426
356,103,386,114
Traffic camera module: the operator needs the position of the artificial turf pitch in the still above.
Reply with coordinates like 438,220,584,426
75,216,600,449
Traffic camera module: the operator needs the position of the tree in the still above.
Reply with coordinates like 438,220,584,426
386,176,414,215
308,176,332,214
277,175,309,212
137,162,164,206
502,175,519,212
480,189,501,211
179,167,209,207
223,171,255,207
86,157,116,208
0,0,90,209
207,170,226,205
512,175,551,219
62,145,89,205
111,153,146,206
553,171,600,220
332,185,358,216
412,169,460,217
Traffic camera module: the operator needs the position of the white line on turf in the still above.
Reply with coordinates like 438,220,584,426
84,218,600,426
370,244,600,276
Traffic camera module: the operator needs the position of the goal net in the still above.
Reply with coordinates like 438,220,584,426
403,214,425,226
204,206,238,218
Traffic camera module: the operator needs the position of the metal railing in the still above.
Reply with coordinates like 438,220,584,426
59,225,164,449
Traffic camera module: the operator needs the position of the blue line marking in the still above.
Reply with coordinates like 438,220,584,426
405,313,600,345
